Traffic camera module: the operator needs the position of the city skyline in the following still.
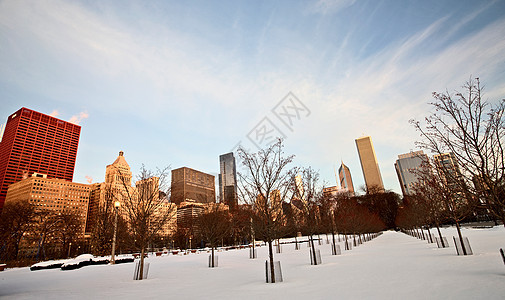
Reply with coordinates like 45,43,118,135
1,1,505,194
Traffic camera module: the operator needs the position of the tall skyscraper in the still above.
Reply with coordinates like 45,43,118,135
218,152,237,207
0,108,80,210
394,150,428,196
338,161,355,195
171,167,215,206
355,136,384,192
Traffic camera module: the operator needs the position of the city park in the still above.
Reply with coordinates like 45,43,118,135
1,78,505,298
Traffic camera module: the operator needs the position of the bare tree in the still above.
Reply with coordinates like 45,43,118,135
32,209,62,261
291,167,323,264
197,204,231,267
229,205,253,246
118,166,176,280
359,188,400,229
0,199,36,261
413,158,476,253
53,211,82,258
237,139,295,283
318,192,339,251
89,187,116,256
411,78,505,225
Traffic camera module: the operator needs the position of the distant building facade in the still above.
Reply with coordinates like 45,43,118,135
394,150,429,196
85,151,135,235
219,152,237,208
85,151,176,237
171,167,215,206
434,152,462,189
0,107,80,210
355,136,384,192
5,172,90,236
338,161,355,195
177,201,227,238
323,186,339,197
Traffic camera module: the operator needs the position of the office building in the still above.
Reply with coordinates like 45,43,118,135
0,108,80,210
219,152,237,208
434,152,461,189
394,151,429,196
5,172,90,236
338,161,355,195
86,151,177,237
85,151,135,234
355,136,384,192
177,202,227,238
171,167,215,206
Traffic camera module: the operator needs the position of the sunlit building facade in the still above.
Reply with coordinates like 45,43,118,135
171,167,215,206
355,136,384,192
395,150,428,196
338,161,355,195
0,107,80,210
5,172,90,236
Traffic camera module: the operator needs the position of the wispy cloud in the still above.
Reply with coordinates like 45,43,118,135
0,0,504,192
49,110,59,117
69,111,89,125
310,0,356,15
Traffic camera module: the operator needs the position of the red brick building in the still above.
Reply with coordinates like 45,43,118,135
0,108,80,210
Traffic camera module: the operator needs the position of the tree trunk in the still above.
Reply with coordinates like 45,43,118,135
455,221,467,255
139,247,145,280
268,240,275,283
294,236,298,249
310,234,317,265
435,223,445,247
426,227,433,243
331,231,336,253
211,246,215,267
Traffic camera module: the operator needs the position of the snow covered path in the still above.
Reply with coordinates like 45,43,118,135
1,227,504,299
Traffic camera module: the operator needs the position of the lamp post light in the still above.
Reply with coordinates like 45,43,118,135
111,201,121,265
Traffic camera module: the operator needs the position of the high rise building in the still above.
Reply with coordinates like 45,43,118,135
85,151,135,234
355,136,384,192
218,152,237,208
0,108,80,210
86,151,177,237
171,167,215,206
394,150,428,196
338,161,355,195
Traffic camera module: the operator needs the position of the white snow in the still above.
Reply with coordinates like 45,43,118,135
30,259,69,268
60,254,94,268
1,226,504,299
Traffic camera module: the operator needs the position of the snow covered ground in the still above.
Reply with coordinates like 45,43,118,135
1,226,504,299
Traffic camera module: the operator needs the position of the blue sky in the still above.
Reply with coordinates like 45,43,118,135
1,0,505,194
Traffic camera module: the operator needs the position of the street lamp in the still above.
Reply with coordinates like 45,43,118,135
111,201,121,265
